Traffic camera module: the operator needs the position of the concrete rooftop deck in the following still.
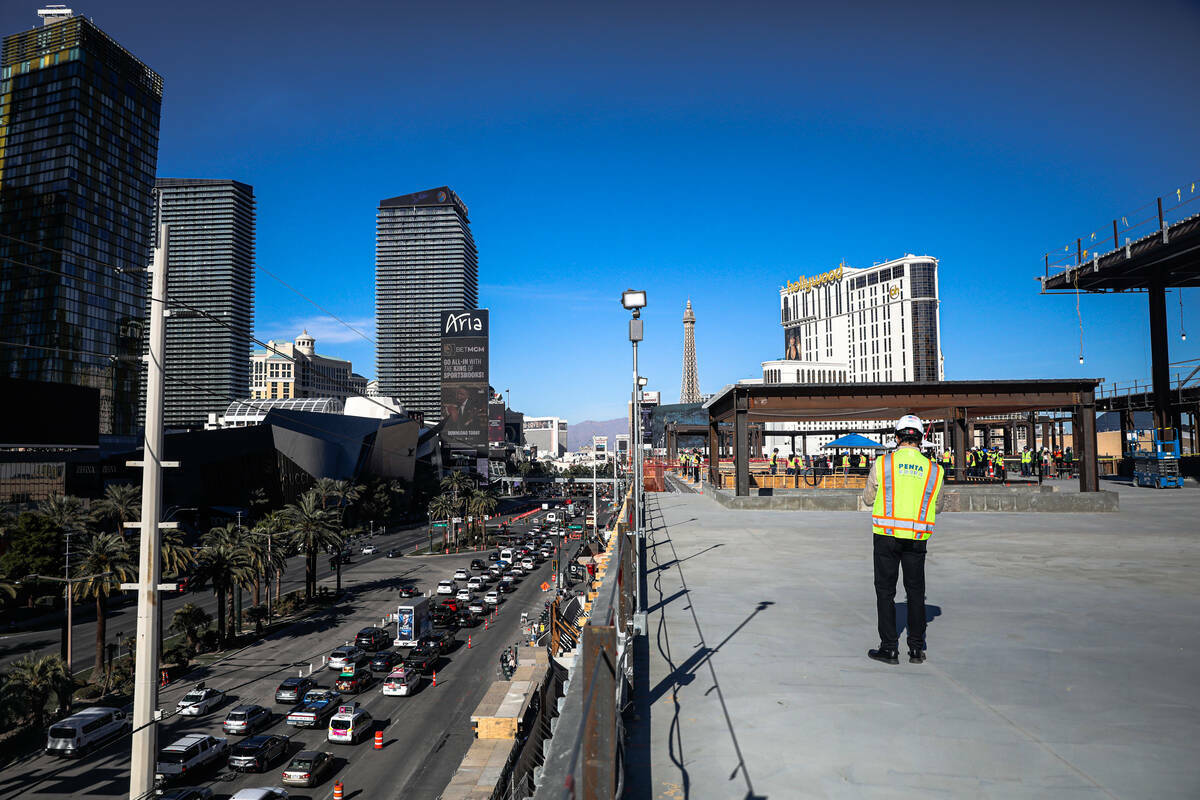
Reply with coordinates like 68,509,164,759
623,480,1200,799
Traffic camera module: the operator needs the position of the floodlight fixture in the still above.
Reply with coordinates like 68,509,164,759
621,289,647,310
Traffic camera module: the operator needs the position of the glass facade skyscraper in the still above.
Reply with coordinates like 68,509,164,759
141,179,256,429
0,11,162,435
375,186,478,422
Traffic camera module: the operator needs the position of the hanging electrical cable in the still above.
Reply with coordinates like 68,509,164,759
1074,264,1084,364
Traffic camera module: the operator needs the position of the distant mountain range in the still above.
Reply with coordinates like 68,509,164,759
567,418,627,450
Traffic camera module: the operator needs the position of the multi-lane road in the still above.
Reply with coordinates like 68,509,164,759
0,498,607,800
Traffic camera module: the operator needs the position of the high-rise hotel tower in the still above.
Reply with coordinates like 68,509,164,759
375,187,478,422
141,179,256,429
0,7,162,435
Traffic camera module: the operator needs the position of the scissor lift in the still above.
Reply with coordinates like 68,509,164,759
1132,428,1184,488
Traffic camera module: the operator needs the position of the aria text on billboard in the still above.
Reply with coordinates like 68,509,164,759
441,309,489,450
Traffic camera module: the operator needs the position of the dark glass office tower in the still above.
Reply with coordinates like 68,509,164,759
0,11,162,435
376,187,478,422
140,179,256,429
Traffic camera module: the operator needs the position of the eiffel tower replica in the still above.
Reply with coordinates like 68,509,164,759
680,299,702,403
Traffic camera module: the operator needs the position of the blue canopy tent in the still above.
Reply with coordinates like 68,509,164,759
823,433,886,450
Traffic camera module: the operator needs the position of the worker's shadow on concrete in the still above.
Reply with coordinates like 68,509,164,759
895,603,942,638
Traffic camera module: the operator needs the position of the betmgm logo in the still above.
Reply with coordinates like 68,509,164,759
444,312,485,334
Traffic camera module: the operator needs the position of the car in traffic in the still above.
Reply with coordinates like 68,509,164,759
453,568,469,581
45,706,128,758
354,627,391,652
470,559,487,571
521,557,535,570
274,677,317,704
228,734,289,772
468,599,486,614
484,590,500,606
455,609,480,627
418,629,455,654
327,703,373,745
228,789,289,800
176,684,224,716
497,577,515,593
398,583,419,597
281,750,336,788
360,544,377,555
466,576,484,591
455,588,473,602
334,668,376,694
403,645,439,674
222,704,272,735
438,598,461,612
327,645,367,671
155,734,227,787
381,665,422,696
436,580,455,595
157,788,214,800
369,650,402,673
285,689,341,728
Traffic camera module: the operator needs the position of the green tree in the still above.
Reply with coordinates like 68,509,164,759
245,604,269,636
90,484,140,538
71,532,134,680
0,512,63,599
282,490,341,600
192,528,252,649
252,511,290,609
428,493,458,551
156,531,195,580
168,603,212,650
3,654,74,728
467,488,498,548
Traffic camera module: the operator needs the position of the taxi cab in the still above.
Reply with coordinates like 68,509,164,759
327,703,373,745
381,666,421,697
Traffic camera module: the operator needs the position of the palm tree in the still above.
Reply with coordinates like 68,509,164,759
468,488,499,549
428,493,458,552
157,531,195,579
2,654,74,728
168,603,212,650
90,484,140,538
282,490,341,600
253,511,289,609
192,531,252,649
71,532,133,681
37,494,89,535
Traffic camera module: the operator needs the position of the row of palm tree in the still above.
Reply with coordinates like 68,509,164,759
6,479,365,682
428,473,499,550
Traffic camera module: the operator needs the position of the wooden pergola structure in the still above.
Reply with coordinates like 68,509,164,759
704,379,1103,496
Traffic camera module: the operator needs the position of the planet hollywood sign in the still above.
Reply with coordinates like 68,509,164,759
782,265,844,295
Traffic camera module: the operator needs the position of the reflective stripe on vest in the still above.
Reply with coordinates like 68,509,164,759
872,451,943,540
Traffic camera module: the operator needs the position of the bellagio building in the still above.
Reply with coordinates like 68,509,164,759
250,331,366,400
761,254,944,451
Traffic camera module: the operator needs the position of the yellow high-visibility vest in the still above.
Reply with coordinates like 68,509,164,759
872,448,944,540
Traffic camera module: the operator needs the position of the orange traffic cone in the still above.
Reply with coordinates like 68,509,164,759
432,671,437,687
333,782,344,800
467,635,472,649
374,729,383,749
485,617,489,630
159,669,168,687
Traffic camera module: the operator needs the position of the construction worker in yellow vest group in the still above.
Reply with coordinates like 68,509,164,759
1020,446,1033,477
862,414,947,665
770,448,779,475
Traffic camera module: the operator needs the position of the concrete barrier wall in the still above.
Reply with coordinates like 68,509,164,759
705,483,1120,512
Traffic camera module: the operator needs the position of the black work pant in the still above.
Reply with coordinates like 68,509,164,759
873,534,927,651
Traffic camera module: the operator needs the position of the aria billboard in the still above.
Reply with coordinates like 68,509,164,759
441,310,489,450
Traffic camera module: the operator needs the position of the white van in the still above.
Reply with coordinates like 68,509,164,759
46,706,129,758
545,512,558,524
499,548,514,563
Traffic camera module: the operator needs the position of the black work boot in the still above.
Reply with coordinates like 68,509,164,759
868,646,899,665
908,647,925,664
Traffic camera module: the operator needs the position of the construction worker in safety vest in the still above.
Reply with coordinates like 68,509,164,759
770,448,779,475
1020,446,1032,477
940,449,952,468
862,414,946,665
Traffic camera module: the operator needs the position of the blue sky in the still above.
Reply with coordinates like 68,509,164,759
6,0,1196,422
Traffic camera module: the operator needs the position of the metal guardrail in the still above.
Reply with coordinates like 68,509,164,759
533,493,634,800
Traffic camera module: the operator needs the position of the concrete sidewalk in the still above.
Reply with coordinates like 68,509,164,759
623,483,1200,799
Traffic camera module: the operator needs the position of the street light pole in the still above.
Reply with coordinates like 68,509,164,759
621,288,648,633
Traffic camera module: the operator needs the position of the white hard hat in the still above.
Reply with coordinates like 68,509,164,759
895,414,924,435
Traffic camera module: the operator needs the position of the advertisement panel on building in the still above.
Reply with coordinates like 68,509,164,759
441,310,489,450
488,400,505,445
